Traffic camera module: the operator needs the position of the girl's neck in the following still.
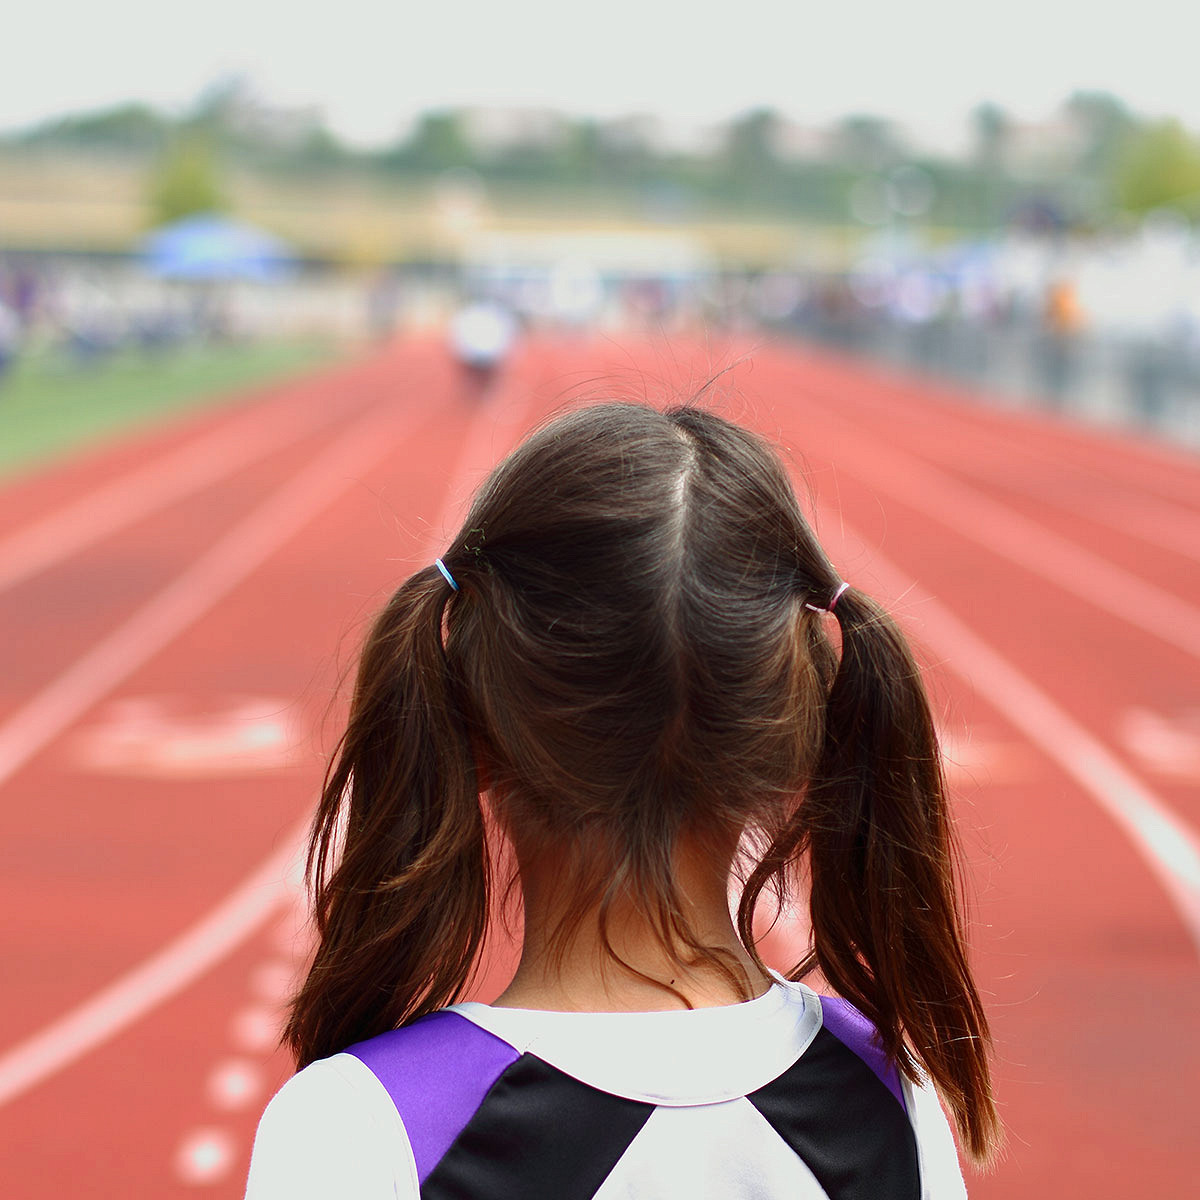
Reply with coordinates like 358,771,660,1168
491,834,772,1013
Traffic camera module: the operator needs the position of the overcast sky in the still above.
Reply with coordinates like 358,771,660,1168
4,0,1195,152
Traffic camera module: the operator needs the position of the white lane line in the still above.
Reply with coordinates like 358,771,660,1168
1038,492,1200,564
812,365,1200,561
0,358,542,1109
0,399,419,1106
0,820,304,1107
803,347,1200,510
820,509,1200,959
817,420,1200,663
0,362,372,595
0,400,421,790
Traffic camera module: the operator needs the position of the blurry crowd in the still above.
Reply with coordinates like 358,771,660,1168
0,258,231,381
5,220,1200,445
440,223,1200,443
0,257,371,383
778,221,1200,440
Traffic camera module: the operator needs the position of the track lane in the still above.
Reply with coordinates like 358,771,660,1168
0,399,459,1058
735,353,1200,1198
0,344,450,738
0,431,373,727
2,334,1197,1199
0,336,591,1197
762,364,1200,664
0,354,386,595
787,342,1200,509
0,350,398,542
778,351,1200,589
739,349,1200,836
812,536,1199,1198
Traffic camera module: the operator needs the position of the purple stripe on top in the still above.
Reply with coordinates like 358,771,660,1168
818,995,907,1113
346,1011,520,1183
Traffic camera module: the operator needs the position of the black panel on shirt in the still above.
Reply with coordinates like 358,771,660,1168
421,1053,654,1200
749,1026,920,1200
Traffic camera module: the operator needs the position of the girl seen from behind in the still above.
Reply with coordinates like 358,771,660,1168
246,400,1000,1199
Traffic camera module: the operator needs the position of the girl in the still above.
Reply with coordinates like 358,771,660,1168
246,401,1000,1199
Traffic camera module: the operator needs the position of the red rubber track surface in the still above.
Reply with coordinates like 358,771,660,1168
0,334,1196,1196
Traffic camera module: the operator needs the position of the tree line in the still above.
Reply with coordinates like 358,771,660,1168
6,80,1199,232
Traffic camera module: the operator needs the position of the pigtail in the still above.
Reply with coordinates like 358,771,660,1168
741,586,1001,1165
283,566,487,1069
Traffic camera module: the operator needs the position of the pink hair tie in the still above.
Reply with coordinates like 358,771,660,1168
805,580,850,615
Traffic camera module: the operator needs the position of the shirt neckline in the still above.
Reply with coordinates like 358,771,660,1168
477,976,780,1018
447,977,822,1107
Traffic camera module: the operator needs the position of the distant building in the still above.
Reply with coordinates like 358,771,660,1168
460,107,572,156
771,119,838,163
999,117,1090,180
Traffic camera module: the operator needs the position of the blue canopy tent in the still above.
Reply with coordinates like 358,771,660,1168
139,213,297,281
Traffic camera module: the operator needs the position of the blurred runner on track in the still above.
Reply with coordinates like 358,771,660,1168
447,297,518,399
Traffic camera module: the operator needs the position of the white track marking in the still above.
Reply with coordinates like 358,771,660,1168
70,693,296,778
1120,708,1200,780
820,425,1200,663
230,1007,282,1056
0,401,420,791
1031,491,1200,564
0,821,304,1107
0,368,361,594
823,366,1200,559
271,904,311,960
936,726,1030,786
206,1059,266,1111
822,508,1200,958
809,349,1200,510
248,961,298,1005
175,1127,237,1186
0,356,542,1108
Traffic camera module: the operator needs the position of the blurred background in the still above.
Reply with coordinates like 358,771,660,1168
2,3,1198,1197
3,6,1200,446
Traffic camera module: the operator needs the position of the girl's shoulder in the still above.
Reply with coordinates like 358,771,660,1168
243,1051,419,1199
343,1009,527,1184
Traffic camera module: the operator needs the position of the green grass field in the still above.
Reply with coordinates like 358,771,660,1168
0,339,337,481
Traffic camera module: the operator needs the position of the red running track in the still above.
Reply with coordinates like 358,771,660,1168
0,334,1196,1197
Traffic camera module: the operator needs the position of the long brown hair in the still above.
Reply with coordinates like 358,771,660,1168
284,400,1001,1164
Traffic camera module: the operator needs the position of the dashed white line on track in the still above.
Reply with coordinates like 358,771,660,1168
175,1127,237,1186
0,822,305,1108
248,961,299,1006
231,1007,282,1056
207,1059,266,1112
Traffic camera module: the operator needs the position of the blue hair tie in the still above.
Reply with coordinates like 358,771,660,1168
434,558,459,591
